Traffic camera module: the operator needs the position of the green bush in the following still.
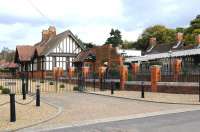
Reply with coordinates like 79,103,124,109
0,86,3,90
49,82,54,85
2,88,10,94
32,79,36,82
40,80,45,83
60,84,65,88
73,86,79,91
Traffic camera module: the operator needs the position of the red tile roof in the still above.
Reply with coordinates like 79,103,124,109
16,45,35,62
0,60,18,69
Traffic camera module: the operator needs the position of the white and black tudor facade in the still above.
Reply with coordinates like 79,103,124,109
15,26,85,78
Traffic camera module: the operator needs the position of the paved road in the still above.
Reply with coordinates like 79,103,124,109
46,110,200,132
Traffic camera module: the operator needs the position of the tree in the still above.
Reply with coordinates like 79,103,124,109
121,40,135,49
131,15,200,51
83,42,95,49
184,15,200,44
75,35,96,49
0,47,15,62
133,25,176,51
176,27,184,33
105,29,123,47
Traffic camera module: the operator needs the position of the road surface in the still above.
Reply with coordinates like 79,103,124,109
46,110,200,132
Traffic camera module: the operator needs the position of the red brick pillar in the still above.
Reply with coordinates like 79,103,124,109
151,65,161,92
131,63,139,78
119,65,128,90
82,67,90,78
68,67,75,79
173,59,182,80
98,66,106,89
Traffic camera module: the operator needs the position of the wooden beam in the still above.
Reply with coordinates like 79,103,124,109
49,53,77,57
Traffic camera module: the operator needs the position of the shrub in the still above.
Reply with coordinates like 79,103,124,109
49,82,54,85
32,79,36,82
60,84,65,88
40,80,45,83
73,86,79,91
0,86,3,90
2,88,10,94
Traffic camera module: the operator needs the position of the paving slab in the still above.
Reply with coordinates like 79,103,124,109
20,92,200,131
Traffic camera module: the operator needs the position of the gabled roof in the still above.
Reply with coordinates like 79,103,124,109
15,45,36,62
145,41,188,55
15,28,85,63
35,30,85,56
74,48,96,62
146,43,173,54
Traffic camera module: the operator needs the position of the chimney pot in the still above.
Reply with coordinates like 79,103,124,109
42,30,49,41
48,26,56,37
176,32,183,42
149,37,156,46
196,34,200,45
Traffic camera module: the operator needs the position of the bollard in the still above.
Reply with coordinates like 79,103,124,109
36,88,40,107
10,93,16,122
141,81,144,98
22,83,26,100
93,76,96,92
199,81,200,102
111,81,114,95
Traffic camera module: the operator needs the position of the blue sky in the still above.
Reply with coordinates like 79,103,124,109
0,0,200,50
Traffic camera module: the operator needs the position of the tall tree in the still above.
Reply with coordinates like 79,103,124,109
122,40,135,49
105,29,123,47
0,47,15,62
84,42,95,49
134,25,176,51
184,15,200,44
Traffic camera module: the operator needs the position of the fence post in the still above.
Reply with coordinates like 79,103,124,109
36,86,40,107
141,81,144,98
10,93,16,122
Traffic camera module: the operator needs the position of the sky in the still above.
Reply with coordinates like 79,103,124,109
0,0,200,50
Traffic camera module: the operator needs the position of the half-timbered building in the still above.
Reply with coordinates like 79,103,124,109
15,26,85,78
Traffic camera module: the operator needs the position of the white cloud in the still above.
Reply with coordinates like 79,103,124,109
122,29,143,42
0,0,124,21
0,23,50,50
0,0,126,49
1,0,200,50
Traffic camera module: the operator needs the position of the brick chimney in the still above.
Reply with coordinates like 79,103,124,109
149,37,156,46
196,34,200,45
146,37,156,52
48,26,56,38
176,32,183,42
42,30,49,41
